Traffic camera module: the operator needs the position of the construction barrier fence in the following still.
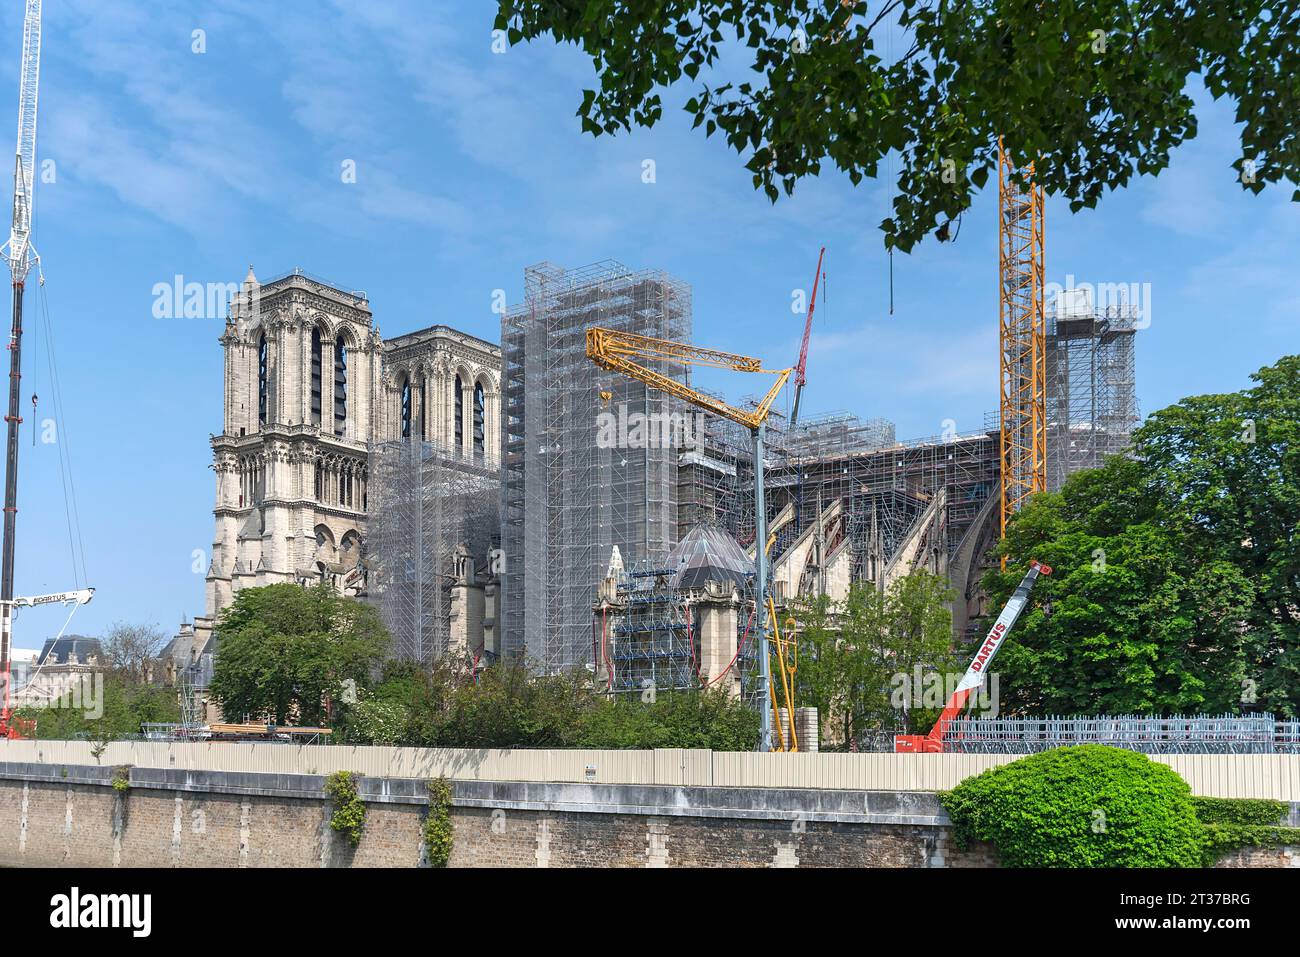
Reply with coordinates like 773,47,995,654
1,740,1297,800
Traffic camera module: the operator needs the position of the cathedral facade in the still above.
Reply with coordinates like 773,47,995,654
193,268,501,649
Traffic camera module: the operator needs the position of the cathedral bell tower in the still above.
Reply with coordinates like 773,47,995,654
196,267,382,642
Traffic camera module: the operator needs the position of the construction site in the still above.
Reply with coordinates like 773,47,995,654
356,215,1144,732
340,130,1172,756
0,0,1295,895
500,262,692,674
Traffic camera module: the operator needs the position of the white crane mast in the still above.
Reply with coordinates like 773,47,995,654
0,0,42,732
3,0,39,283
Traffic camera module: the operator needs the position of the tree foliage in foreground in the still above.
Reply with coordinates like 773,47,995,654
987,354,1300,716
495,1,1298,251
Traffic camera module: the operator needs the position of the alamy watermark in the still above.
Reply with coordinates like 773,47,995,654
4,671,103,719
889,667,1000,718
596,404,704,452
1046,273,1152,329
152,274,248,320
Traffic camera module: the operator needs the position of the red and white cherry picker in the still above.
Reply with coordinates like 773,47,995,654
895,560,1051,753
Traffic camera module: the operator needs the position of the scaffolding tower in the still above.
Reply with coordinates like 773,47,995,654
501,261,692,673
1046,293,1140,491
369,439,500,666
604,559,697,694
781,412,895,459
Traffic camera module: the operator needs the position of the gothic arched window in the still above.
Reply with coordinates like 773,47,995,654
473,381,485,458
310,328,323,427
257,333,269,427
400,375,412,439
334,339,347,437
455,374,464,452
418,376,426,440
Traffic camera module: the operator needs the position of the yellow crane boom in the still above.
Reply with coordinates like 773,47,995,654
585,327,791,431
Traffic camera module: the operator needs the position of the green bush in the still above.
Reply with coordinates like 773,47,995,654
1193,796,1300,865
340,659,760,751
423,778,454,868
1191,797,1286,827
350,697,410,746
941,745,1204,867
324,771,367,847
574,690,759,751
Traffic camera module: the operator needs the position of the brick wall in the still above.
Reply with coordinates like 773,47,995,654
0,766,1287,869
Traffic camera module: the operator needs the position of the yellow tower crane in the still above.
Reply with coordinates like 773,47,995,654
585,327,797,752
997,139,1047,557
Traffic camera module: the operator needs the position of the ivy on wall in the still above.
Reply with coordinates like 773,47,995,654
1194,797,1300,865
423,777,454,868
324,771,367,847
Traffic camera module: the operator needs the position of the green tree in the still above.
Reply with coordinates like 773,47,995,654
884,568,961,733
1140,354,1300,711
794,585,884,745
989,355,1298,716
494,1,1295,251
208,584,389,726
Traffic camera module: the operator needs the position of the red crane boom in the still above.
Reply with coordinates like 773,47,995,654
789,245,824,428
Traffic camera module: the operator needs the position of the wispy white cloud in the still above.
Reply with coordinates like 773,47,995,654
38,0,474,242
799,320,997,427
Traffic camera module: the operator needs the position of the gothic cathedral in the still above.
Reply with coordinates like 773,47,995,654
192,267,501,650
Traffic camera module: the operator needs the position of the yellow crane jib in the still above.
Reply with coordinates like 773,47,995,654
584,327,792,431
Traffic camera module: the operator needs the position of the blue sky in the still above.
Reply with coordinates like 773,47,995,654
4,0,1295,646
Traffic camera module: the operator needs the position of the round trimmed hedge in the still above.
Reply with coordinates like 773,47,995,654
940,745,1204,867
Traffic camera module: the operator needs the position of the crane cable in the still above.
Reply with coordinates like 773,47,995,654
34,272,88,589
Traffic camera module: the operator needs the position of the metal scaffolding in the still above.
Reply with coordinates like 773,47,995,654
595,528,758,699
781,412,895,459
501,261,692,674
680,417,999,593
369,439,500,666
603,559,697,694
677,402,756,542
1046,297,1140,492
776,429,997,555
